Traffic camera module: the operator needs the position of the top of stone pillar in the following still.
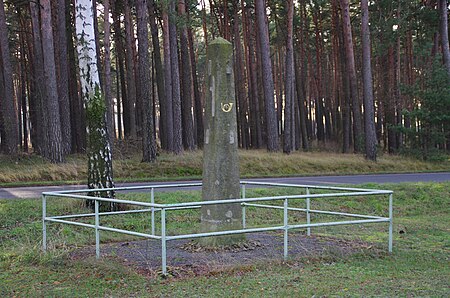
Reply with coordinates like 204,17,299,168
210,37,231,46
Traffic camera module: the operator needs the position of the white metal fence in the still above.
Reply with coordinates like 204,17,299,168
42,181,393,275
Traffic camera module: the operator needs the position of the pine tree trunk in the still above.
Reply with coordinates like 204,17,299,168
283,0,294,154
255,0,279,151
75,0,116,210
17,10,28,152
0,0,19,154
233,0,249,149
439,0,450,78
54,0,72,155
297,1,310,151
30,2,48,155
331,0,342,142
188,25,204,148
25,15,38,152
148,0,166,148
103,0,115,149
178,0,196,151
244,5,263,148
386,47,397,153
341,39,351,153
40,0,65,163
313,8,325,143
361,0,377,161
162,4,174,151
137,0,157,162
112,1,129,139
169,1,183,154
66,0,85,153
124,0,137,138
340,0,363,152
294,53,309,151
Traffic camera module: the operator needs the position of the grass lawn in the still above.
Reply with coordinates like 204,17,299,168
0,150,449,186
1,182,449,297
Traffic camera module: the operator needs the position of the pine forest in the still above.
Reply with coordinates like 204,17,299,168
0,0,449,164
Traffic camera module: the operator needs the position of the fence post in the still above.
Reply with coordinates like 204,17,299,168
42,194,47,252
306,187,311,236
95,199,100,259
389,193,393,253
161,208,167,275
284,198,289,260
242,184,246,229
151,188,155,236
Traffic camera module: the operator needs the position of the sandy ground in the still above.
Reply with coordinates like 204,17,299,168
70,232,381,278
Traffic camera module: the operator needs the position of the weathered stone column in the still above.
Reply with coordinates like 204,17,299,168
200,37,244,246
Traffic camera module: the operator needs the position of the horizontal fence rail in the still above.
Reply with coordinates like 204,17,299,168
42,181,394,275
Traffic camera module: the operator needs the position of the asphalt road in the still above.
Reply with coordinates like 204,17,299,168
0,172,449,199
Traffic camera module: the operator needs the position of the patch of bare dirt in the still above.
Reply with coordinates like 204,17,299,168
69,232,381,278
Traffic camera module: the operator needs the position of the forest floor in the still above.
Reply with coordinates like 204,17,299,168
1,149,449,186
1,182,449,296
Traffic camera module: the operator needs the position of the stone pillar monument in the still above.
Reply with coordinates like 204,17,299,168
200,37,244,246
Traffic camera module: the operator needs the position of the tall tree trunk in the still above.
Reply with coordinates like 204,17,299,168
0,0,18,154
41,0,65,163
93,0,103,88
294,53,309,152
331,0,342,142
124,0,137,138
75,0,116,210
201,0,208,48
25,16,37,152
255,0,279,151
17,10,28,152
137,0,157,162
244,4,262,148
361,0,377,161
178,0,196,150
55,0,72,155
112,1,129,139
313,7,325,142
386,47,397,153
188,25,204,148
66,0,85,153
169,1,183,154
283,0,294,154
297,0,310,151
103,0,115,148
116,56,123,140
439,0,450,78
340,0,363,152
148,0,166,148
340,31,351,154
233,0,249,149
30,2,47,155
162,3,174,151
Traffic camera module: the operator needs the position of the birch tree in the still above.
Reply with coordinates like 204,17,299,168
75,0,116,210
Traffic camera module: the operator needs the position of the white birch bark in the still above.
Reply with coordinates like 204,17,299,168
75,0,116,209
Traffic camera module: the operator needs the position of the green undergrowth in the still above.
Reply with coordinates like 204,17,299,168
1,150,449,186
1,182,449,296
